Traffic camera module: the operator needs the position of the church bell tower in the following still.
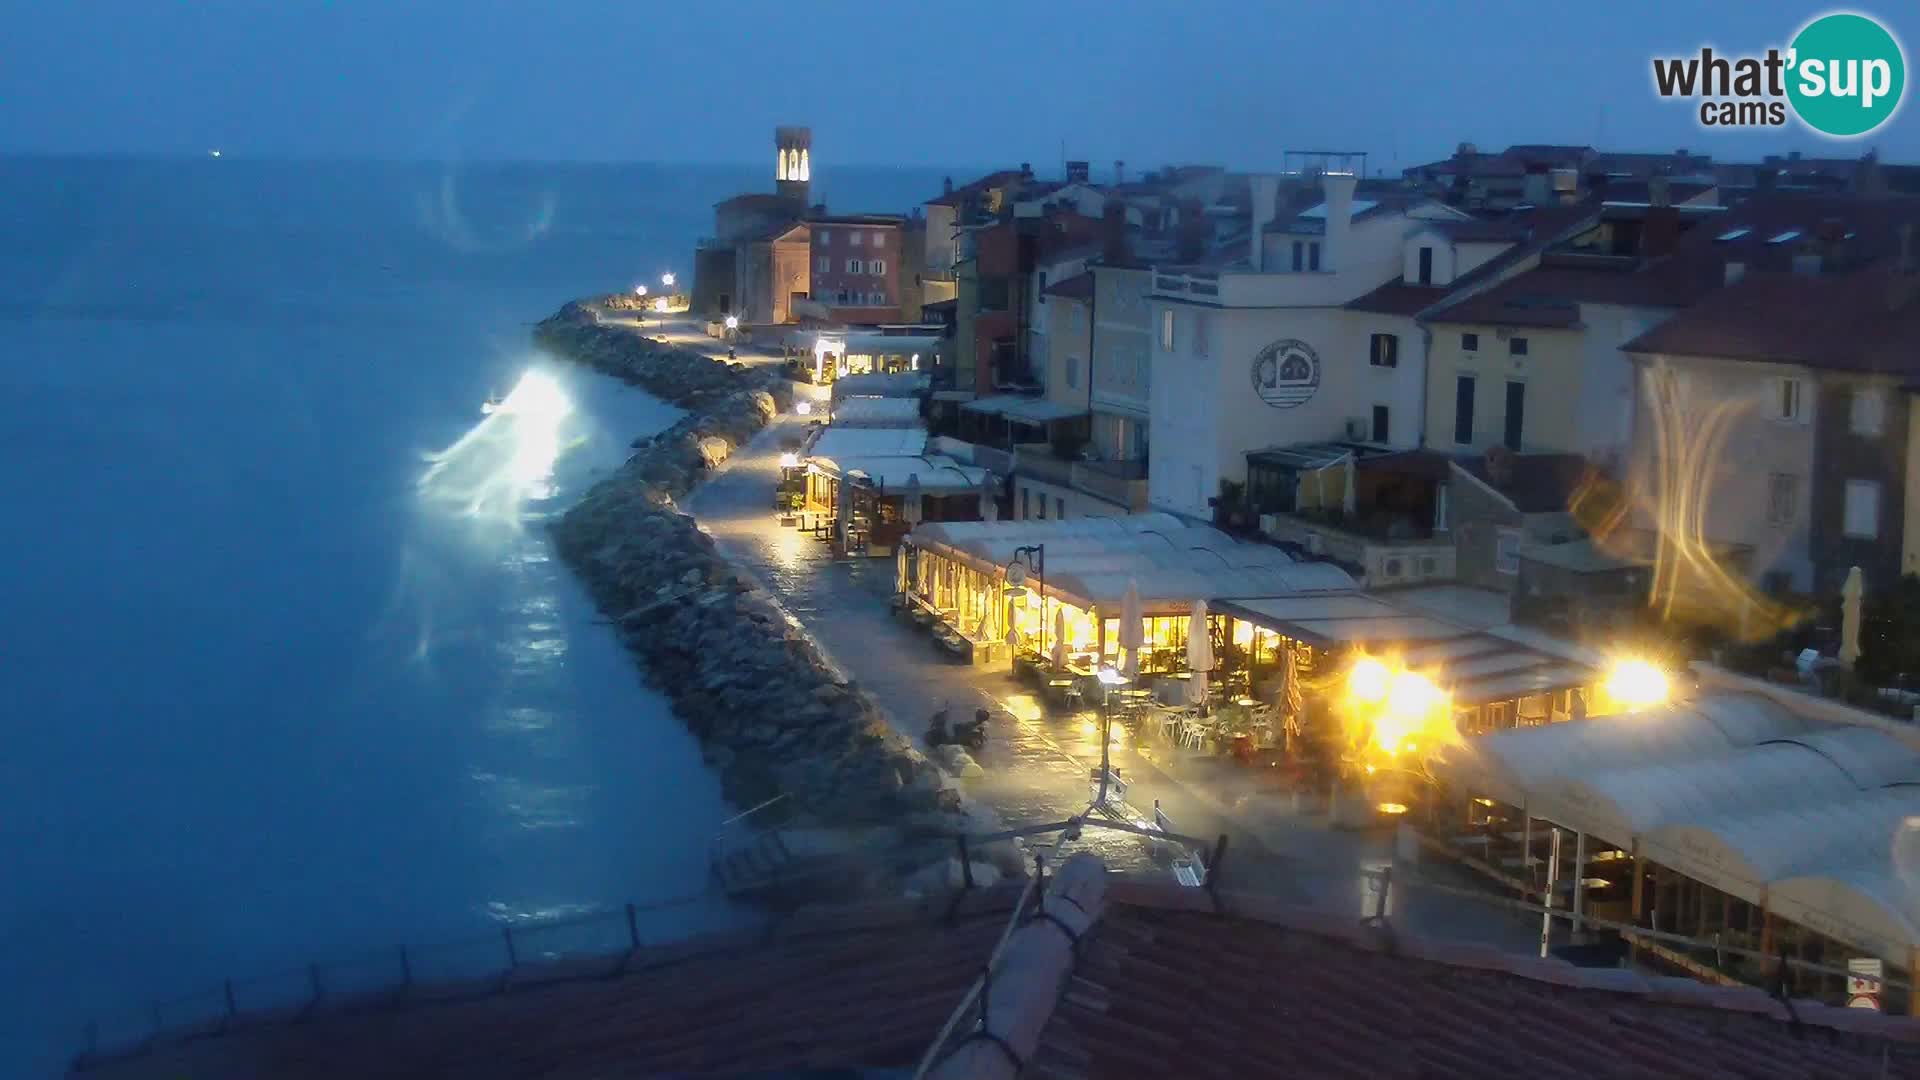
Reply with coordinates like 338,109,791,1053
775,126,812,206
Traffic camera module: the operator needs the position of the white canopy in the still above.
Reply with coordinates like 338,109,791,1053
830,373,930,402
1435,693,1920,965
829,397,922,427
806,425,928,461
907,514,1356,613
811,454,987,495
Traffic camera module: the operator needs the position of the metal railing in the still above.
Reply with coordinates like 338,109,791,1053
72,887,737,1073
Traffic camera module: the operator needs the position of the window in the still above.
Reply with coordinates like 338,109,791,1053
1036,494,1047,519
1308,242,1322,271
1056,497,1065,519
816,256,830,272
817,229,831,245
869,258,886,275
1845,480,1881,539
1193,311,1209,357
850,231,863,246
1504,381,1526,450
1462,332,1480,352
1291,241,1304,272
1372,404,1390,443
1020,489,1030,519
1417,246,1434,285
1508,336,1529,357
1767,473,1798,526
871,231,885,248
1369,333,1399,367
1067,356,1081,389
1160,309,1175,350
1495,528,1522,575
1453,375,1476,444
1773,376,1806,423
1851,388,1885,436
846,258,862,274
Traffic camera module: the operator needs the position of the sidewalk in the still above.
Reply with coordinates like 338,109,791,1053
687,413,1547,948
587,308,789,371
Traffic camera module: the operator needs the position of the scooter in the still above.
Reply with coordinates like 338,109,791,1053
925,705,989,752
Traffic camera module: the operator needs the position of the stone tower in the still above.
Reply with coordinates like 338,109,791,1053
775,125,811,205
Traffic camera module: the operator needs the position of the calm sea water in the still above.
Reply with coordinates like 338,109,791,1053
0,156,946,1076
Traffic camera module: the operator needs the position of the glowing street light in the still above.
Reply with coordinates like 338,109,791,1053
634,284,648,297
652,297,669,313
778,451,799,469
795,401,813,416
661,272,676,288
1605,658,1670,711
724,315,739,330
1348,656,1391,704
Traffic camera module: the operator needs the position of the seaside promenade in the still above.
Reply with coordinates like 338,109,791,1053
684,407,1541,951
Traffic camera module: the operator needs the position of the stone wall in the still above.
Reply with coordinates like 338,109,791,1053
533,302,1009,886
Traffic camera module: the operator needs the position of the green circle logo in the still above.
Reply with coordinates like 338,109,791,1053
1787,13,1906,136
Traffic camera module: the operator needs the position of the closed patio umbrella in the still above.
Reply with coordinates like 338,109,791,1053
1841,565,1864,669
835,477,852,553
1051,606,1068,670
894,543,909,595
904,472,923,527
1119,578,1144,678
1186,598,1213,706
979,472,999,522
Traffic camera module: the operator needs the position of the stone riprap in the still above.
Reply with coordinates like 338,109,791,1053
534,302,1012,885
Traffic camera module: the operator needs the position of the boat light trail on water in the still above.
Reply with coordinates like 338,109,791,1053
418,369,578,526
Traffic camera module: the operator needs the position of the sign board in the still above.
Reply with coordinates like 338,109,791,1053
1847,957,1884,1011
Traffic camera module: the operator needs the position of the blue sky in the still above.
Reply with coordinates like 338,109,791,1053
2,0,1913,169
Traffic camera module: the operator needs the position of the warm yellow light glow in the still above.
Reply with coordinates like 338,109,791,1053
1376,802,1409,816
1348,657,1390,703
652,297,669,313
1605,658,1670,711
778,452,799,469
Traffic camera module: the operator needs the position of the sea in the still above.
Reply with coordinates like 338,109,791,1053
0,155,946,1077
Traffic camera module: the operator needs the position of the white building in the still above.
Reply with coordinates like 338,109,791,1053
1146,171,1477,519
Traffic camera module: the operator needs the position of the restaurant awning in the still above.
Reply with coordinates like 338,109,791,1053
829,397,922,427
830,373,930,401
810,454,988,494
961,394,1087,424
805,425,929,461
906,515,1356,612
1430,695,1920,965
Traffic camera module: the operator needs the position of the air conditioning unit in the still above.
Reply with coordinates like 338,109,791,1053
1381,557,1404,580
1259,513,1282,536
1345,418,1369,441
1304,532,1324,555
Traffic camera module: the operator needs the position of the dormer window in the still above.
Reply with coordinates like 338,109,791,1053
1417,246,1434,285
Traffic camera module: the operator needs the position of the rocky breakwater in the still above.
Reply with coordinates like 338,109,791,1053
534,302,1014,892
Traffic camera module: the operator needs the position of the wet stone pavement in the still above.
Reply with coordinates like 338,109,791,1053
687,414,1549,951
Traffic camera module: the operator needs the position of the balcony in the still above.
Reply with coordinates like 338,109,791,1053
1015,453,1149,511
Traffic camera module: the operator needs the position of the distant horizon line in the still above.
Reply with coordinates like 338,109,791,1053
0,150,1008,172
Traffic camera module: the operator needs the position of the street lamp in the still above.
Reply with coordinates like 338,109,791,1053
634,284,648,297
724,314,739,341
661,272,676,288
1093,665,1129,807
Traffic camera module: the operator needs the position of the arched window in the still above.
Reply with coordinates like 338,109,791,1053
798,149,811,181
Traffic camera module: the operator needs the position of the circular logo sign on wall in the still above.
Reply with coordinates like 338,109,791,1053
1251,339,1321,409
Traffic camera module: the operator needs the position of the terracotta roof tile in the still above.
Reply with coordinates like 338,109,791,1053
1623,261,1920,373
1346,281,1450,316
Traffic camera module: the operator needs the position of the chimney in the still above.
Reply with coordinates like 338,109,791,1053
1113,160,1125,185
1020,162,1033,179
1066,160,1089,184
943,176,954,197
1320,170,1358,274
1101,203,1129,266
1725,260,1747,285
1248,174,1281,272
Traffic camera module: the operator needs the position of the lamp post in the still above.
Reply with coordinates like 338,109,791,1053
724,314,739,342
1007,544,1046,664
661,272,676,289
1094,666,1128,807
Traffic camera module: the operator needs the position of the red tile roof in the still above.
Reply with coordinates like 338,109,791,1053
1425,192,1920,327
1624,261,1920,373
926,170,1027,208
1346,281,1450,316
715,192,799,210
